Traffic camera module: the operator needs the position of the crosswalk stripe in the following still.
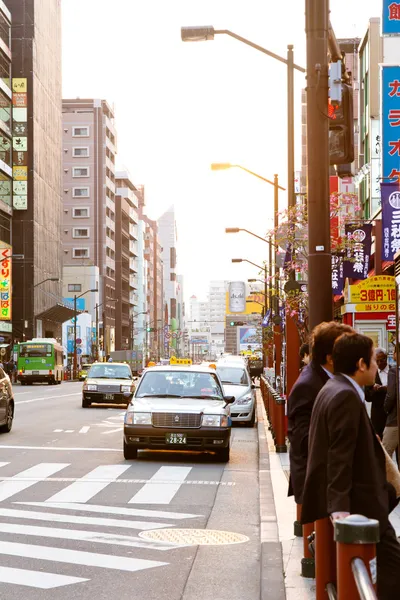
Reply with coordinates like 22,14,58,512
0,540,167,572
0,463,69,502
129,466,192,504
0,566,88,589
0,463,9,469
0,522,184,551
0,507,174,530
45,465,130,503
20,501,201,520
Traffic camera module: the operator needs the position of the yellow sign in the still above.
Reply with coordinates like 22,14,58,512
147,361,156,367
346,275,395,305
0,243,11,321
12,78,27,93
354,303,395,313
225,292,263,315
170,357,192,365
13,166,27,181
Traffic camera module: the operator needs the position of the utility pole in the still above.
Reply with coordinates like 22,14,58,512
73,295,77,380
306,0,332,329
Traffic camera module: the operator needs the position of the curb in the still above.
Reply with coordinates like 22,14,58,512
257,393,286,600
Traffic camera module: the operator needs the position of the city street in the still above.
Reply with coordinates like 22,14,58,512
0,382,264,599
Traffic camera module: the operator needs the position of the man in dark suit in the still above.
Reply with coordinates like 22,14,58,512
302,332,400,599
365,348,389,439
383,350,398,462
288,321,353,502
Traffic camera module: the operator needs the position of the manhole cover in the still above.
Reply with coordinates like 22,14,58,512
139,528,249,546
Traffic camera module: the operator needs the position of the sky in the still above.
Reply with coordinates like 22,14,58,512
62,0,382,304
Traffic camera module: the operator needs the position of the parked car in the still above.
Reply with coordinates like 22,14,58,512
216,362,256,427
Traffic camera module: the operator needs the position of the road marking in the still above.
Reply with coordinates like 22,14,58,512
0,464,69,502
53,429,63,433
0,566,88,589
46,464,131,503
0,540,167,573
20,501,202,520
129,466,192,505
0,445,121,452
102,427,122,435
0,522,184,551
65,430,74,433
79,426,90,434
0,507,174,531
16,393,81,405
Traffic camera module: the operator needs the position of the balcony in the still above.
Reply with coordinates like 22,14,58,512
130,258,138,274
122,267,130,281
129,223,137,239
129,274,136,288
130,291,138,306
121,289,130,303
129,240,138,256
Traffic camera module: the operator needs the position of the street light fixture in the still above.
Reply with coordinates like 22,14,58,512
33,277,59,288
73,288,98,380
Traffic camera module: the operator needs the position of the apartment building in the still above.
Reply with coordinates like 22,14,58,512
209,280,227,356
115,171,139,350
62,98,117,355
157,205,177,326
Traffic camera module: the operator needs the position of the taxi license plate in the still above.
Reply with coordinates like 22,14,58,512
165,433,187,445
32,371,39,375
104,394,114,400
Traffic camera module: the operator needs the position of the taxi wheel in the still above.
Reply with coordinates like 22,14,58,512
216,446,230,462
82,397,91,408
123,442,138,460
245,409,256,427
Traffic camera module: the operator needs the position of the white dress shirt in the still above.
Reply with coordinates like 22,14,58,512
378,366,389,387
341,373,365,405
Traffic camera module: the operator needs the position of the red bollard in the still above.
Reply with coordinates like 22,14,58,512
334,514,379,600
294,503,303,537
301,520,315,578
315,517,336,598
275,397,287,452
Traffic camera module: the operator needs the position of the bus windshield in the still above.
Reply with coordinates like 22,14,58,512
19,344,53,358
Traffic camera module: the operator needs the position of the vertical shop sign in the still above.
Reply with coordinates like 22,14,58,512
343,224,373,280
331,253,344,294
381,182,400,260
12,78,27,210
0,243,11,320
382,1,400,35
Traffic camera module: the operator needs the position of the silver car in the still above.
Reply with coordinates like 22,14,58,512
217,363,256,427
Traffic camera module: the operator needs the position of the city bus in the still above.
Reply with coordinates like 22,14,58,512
17,338,64,385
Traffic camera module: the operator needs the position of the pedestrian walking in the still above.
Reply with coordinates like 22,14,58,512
301,332,400,600
365,348,389,439
299,342,310,370
383,347,399,463
287,321,353,502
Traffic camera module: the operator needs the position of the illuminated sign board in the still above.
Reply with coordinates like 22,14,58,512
0,243,11,320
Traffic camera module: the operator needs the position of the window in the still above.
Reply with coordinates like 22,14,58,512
73,227,89,238
0,90,11,130
72,207,89,218
170,272,176,281
72,147,89,157
170,247,176,269
73,248,89,259
73,166,89,178
68,284,82,292
72,126,89,137
72,187,89,198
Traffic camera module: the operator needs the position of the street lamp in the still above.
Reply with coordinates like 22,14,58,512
33,277,59,288
94,298,118,362
73,288,98,380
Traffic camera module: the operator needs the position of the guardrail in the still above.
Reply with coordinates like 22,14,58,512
260,375,287,453
314,514,378,600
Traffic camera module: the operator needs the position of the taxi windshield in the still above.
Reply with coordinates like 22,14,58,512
217,366,249,386
136,370,224,399
88,364,132,380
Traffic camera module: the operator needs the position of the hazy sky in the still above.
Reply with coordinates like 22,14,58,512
62,0,381,303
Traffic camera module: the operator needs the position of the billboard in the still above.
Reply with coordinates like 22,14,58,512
12,78,28,210
382,0,400,35
381,66,400,182
225,291,263,316
228,281,246,313
0,243,11,320
237,326,261,353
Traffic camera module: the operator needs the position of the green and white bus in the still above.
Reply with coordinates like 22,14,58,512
17,338,64,385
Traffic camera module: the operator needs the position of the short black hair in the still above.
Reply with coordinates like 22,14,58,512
299,343,309,359
311,321,353,366
332,332,373,375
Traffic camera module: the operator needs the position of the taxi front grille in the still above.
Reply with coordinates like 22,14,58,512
97,384,120,393
152,413,201,428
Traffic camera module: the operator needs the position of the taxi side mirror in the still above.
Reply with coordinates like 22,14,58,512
224,396,235,404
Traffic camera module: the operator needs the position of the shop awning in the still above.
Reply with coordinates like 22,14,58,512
35,302,83,324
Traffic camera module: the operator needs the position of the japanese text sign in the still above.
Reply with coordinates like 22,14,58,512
382,182,400,260
0,244,11,321
345,275,395,312
12,78,27,211
383,1,400,35
343,223,372,280
382,66,400,182
331,253,344,295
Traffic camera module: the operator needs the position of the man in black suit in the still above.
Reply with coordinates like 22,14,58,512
287,321,353,502
302,333,400,599
365,348,389,439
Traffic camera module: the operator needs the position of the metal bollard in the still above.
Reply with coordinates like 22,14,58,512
315,517,336,598
275,396,287,452
334,514,379,600
294,503,303,537
301,521,316,578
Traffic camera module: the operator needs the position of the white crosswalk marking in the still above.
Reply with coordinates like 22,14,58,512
45,464,130,503
129,466,192,504
0,540,167,572
20,501,201,519
0,463,69,502
0,566,88,589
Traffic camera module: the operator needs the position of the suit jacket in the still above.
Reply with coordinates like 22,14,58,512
384,367,398,427
287,360,330,503
301,374,389,534
365,371,388,438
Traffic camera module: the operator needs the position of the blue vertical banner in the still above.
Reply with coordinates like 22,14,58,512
331,253,344,295
381,182,400,261
343,224,373,280
382,1,400,35
382,66,400,181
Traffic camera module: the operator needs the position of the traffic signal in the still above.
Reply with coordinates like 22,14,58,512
229,321,244,326
146,326,155,332
329,83,354,166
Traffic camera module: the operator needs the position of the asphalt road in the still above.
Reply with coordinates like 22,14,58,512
0,381,262,600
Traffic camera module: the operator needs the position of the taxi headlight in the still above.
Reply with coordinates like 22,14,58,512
85,384,97,391
132,412,152,425
202,415,228,427
236,394,252,405
121,385,133,393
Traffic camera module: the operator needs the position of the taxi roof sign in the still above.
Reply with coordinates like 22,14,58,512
147,361,156,367
170,357,192,365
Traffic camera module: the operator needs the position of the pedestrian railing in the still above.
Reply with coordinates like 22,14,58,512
312,514,378,600
260,375,287,453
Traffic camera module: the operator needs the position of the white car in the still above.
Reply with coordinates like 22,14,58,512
216,362,256,427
